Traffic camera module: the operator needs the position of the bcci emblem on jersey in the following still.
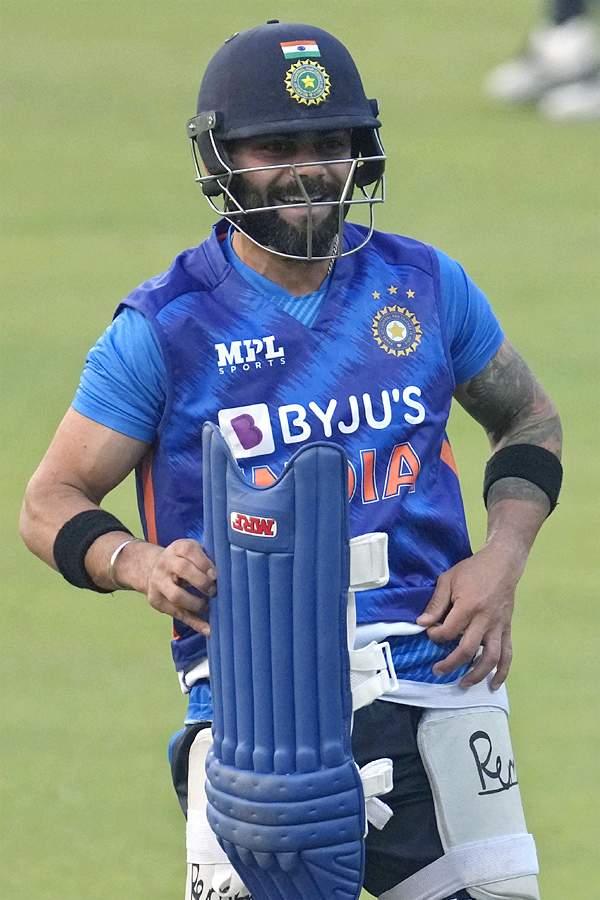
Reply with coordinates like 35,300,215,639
285,60,331,105
372,305,423,357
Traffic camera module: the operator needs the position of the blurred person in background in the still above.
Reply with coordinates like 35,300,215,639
486,0,600,120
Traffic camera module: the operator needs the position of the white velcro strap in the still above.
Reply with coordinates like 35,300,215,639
379,833,539,900
358,757,394,831
349,640,398,710
360,757,394,831
186,809,230,865
359,757,394,799
349,532,389,591
365,796,394,830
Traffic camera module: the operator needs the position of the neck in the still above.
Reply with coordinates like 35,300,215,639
231,230,332,296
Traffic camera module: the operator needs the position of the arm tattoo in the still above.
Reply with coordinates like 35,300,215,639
454,339,562,457
454,339,562,512
486,476,551,514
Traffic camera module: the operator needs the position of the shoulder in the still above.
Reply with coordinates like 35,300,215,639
348,225,437,274
121,226,231,319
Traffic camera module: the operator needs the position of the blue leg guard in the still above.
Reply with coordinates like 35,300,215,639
202,423,365,900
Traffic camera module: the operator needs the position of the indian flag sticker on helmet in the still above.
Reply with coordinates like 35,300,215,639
280,40,321,59
285,60,331,106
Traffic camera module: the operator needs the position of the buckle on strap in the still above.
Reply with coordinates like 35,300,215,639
347,533,395,712
359,757,394,799
349,640,398,711
350,532,389,591
359,758,394,831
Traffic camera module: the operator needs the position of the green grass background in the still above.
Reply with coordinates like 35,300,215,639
1,1,598,897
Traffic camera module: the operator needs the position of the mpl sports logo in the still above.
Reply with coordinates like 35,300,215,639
231,511,277,537
214,334,285,374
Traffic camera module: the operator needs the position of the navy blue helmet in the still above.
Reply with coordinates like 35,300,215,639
186,22,386,260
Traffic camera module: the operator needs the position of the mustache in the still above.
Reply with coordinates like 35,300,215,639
229,173,342,209
267,176,341,205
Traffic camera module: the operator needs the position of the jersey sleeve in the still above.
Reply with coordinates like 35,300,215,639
71,307,166,442
434,248,504,385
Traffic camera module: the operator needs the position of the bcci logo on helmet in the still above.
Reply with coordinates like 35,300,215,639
285,60,331,106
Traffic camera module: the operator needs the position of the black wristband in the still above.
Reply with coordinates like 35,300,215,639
53,510,133,592
483,444,563,513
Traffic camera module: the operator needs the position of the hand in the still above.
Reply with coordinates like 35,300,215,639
122,538,216,636
416,541,519,690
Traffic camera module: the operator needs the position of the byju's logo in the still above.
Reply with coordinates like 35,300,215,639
218,404,275,458
214,335,285,374
231,512,277,537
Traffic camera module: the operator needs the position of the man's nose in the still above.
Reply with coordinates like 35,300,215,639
291,144,327,174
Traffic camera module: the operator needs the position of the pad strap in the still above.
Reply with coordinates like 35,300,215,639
379,833,539,900
359,758,394,831
349,641,397,711
349,532,389,591
347,532,396,712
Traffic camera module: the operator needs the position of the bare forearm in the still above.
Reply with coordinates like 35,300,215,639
19,473,145,587
20,474,105,570
21,411,214,633
484,496,549,578
20,409,149,579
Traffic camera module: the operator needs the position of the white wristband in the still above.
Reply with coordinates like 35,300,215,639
108,538,142,590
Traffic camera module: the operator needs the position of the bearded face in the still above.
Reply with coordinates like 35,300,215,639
223,131,354,259
229,173,346,258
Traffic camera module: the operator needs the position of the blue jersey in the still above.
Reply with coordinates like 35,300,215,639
74,236,501,443
108,221,502,679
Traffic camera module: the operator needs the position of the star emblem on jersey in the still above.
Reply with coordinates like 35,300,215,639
371,305,423,357
285,60,331,105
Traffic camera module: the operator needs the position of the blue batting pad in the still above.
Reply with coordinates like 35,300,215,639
202,423,365,900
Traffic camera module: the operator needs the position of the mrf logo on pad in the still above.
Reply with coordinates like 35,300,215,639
230,511,278,537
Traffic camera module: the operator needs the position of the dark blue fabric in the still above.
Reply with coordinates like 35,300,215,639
196,22,380,140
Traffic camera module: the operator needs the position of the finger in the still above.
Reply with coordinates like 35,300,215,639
152,542,216,595
148,571,209,615
459,633,503,688
431,628,485,675
167,603,211,636
172,539,217,581
425,603,478,643
148,590,211,636
416,574,452,626
154,577,211,616
490,634,513,691
168,555,217,597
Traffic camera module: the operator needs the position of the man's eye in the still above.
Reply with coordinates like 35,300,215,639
318,140,348,156
262,141,293,155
